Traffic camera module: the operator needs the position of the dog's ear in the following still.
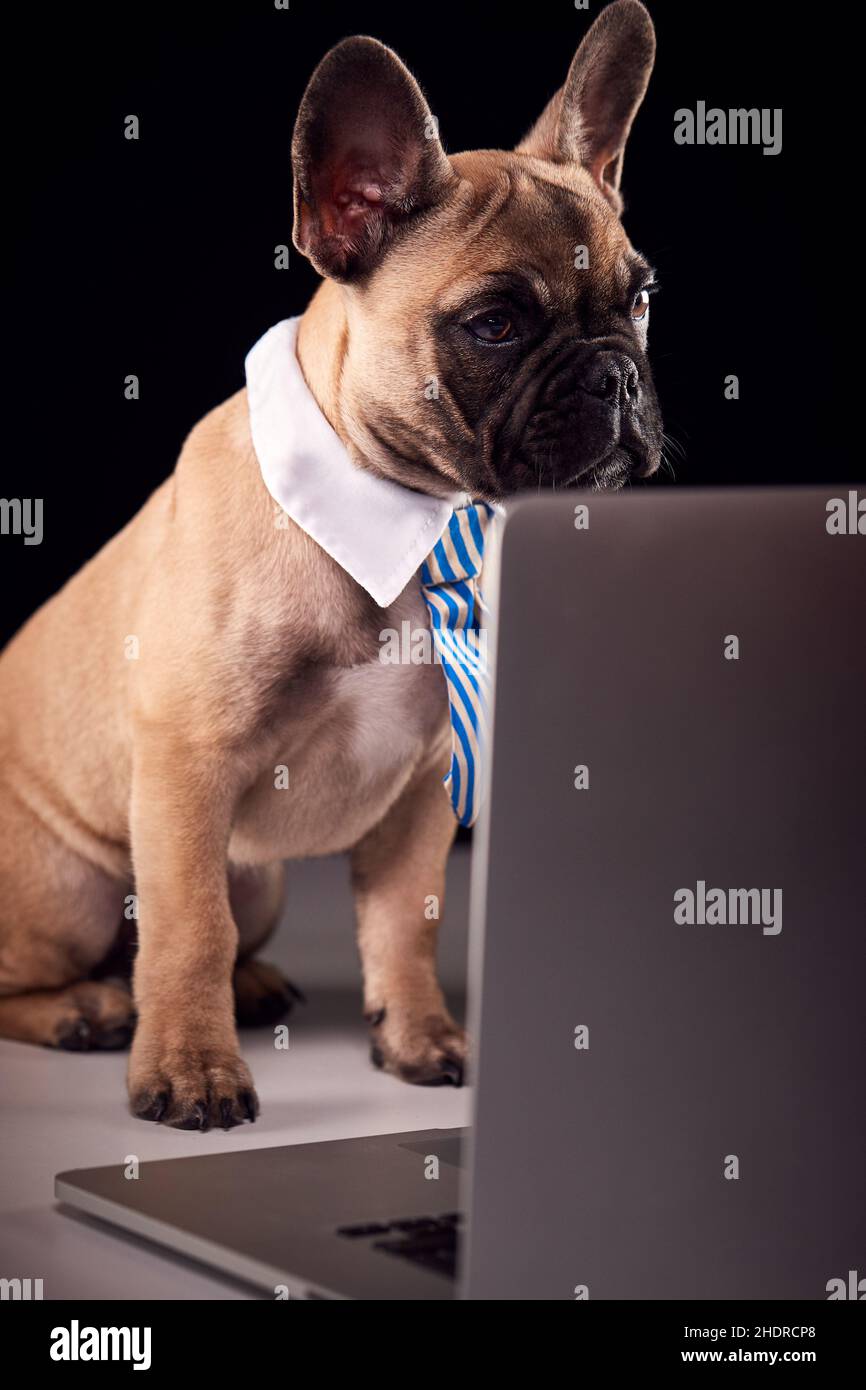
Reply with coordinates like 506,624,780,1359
517,0,655,212
292,36,455,282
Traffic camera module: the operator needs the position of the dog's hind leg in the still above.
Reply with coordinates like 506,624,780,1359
0,979,135,1050
0,780,133,1048
229,862,303,1026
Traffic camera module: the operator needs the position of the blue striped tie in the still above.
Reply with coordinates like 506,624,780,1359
420,502,495,828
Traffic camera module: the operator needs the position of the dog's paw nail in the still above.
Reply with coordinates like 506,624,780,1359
440,1057,464,1087
286,981,306,1005
175,1099,211,1132
152,1090,170,1122
365,1007,386,1027
57,1018,93,1051
131,1088,171,1122
219,1098,236,1130
241,1089,259,1122
370,1044,385,1069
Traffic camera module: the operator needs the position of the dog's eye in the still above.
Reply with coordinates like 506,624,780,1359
467,312,517,344
631,289,651,321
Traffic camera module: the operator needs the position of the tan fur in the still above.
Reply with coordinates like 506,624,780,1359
0,8,657,1126
0,283,460,1122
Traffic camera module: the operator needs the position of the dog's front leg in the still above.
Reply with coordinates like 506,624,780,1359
127,728,256,1129
351,758,465,1086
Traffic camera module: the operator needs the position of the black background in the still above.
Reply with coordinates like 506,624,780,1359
2,1,850,645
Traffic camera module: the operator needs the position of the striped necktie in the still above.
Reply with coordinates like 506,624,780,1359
420,502,495,828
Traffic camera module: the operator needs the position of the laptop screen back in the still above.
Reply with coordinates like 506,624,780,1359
462,488,865,1300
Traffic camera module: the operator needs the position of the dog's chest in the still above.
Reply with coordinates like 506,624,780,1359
230,591,450,861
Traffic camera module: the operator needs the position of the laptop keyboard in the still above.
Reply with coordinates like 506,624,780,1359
337,1212,463,1279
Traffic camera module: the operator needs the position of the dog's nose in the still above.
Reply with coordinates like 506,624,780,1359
580,352,639,408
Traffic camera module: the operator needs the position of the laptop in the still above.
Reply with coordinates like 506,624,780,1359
56,487,866,1299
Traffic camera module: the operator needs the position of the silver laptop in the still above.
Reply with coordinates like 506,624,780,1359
56,487,866,1299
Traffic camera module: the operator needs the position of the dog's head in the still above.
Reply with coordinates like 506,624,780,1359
292,0,662,499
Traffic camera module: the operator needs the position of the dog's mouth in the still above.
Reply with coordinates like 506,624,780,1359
486,443,652,499
565,444,653,492
586,446,642,490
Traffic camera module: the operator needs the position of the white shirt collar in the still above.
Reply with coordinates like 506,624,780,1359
245,318,464,608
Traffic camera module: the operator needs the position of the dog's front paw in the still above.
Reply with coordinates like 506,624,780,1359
367,1007,468,1087
128,1036,259,1131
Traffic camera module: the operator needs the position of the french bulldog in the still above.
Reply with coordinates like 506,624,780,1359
0,0,662,1127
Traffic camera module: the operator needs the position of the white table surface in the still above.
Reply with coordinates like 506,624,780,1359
0,847,473,1299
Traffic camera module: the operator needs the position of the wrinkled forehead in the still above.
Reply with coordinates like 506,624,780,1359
372,150,638,312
